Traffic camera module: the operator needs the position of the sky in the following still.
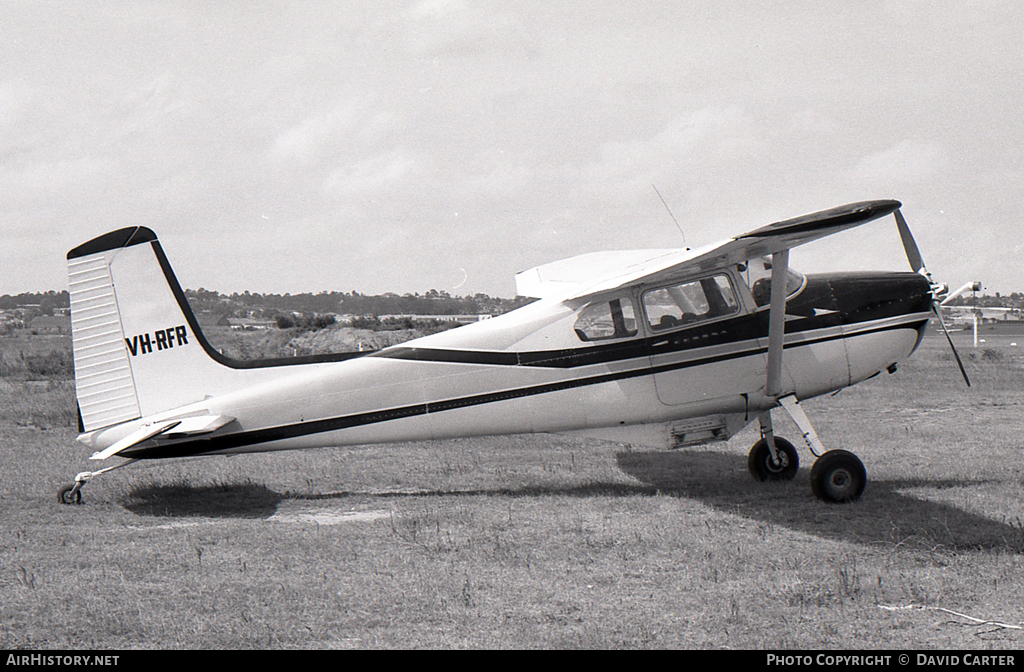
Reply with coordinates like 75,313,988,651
2,0,1022,298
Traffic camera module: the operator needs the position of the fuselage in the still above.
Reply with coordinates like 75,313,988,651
79,265,933,459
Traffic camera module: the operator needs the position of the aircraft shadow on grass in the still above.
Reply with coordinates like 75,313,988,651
122,481,283,520
120,450,1023,554
614,450,1024,554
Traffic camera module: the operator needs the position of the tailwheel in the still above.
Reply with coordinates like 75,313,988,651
57,460,139,507
810,450,866,503
748,437,799,481
58,483,83,505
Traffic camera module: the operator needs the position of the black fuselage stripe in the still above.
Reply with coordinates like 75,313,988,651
122,319,927,459
375,317,928,369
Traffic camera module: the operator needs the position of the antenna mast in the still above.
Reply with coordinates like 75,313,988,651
652,184,689,250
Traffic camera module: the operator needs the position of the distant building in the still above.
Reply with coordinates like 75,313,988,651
942,306,1022,327
374,314,491,325
228,317,277,330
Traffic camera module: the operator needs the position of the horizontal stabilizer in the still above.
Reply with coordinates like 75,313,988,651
158,414,235,437
89,415,234,460
89,420,181,460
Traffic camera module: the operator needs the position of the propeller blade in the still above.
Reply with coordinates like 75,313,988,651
932,306,971,387
895,209,969,386
894,209,926,274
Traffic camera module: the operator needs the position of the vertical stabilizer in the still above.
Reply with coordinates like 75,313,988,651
67,227,227,431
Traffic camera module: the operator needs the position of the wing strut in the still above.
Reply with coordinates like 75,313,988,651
761,250,831,459
758,249,791,464
765,250,789,399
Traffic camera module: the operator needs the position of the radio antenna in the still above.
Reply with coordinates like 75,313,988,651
652,184,689,250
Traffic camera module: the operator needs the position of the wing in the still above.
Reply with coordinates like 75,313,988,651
516,200,901,300
515,249,685,299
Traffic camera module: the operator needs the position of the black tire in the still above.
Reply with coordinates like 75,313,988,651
58,484,82,505
810,450,866,503
748,437,799,481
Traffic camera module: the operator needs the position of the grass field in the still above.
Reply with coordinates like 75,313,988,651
1,327,1022,649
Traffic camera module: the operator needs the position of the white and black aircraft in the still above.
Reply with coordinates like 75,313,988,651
58,199,968,505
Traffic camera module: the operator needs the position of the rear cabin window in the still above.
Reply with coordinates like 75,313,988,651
643,275,739,331
574,297,638,341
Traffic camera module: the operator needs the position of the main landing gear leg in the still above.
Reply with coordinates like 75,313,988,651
747,411,799,481
58,459,139,505
777,395,866,504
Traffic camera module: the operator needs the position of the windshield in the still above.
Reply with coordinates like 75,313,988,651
740,257,806,307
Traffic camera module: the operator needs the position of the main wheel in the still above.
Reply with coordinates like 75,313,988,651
748,437,799,481
810,450,866,503
58,484,82,505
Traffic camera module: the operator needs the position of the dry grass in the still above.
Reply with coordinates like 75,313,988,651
0,329,1022,649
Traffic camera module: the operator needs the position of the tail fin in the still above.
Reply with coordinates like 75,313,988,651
67,227,227,431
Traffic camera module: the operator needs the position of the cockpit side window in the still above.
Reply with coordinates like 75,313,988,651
642,275,740,332
741,257,806,307
574,297,638,342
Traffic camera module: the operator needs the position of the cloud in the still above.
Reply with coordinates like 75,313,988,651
579,105,768,200
0,81,29,128
404,0,467,20
114,75,201,138
321,150,419,198
400,0,528,59
269,102,364,165
851,140,948,185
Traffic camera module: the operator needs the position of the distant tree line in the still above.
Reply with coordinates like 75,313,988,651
5,287,1023,316
181,288,532,319
0,290,69,315
0,289,533,339
944,292,1024,309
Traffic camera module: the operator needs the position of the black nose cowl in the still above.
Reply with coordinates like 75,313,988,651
819,272,933,325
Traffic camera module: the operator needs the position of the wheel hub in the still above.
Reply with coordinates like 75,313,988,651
768,453,789,472
829,468,851,492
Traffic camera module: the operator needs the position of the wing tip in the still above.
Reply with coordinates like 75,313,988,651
743,199,903,240
68,226,158,260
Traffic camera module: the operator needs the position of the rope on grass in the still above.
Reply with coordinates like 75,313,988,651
879,603,1023,631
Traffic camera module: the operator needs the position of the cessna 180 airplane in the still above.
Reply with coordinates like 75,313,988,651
58,199,969,505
